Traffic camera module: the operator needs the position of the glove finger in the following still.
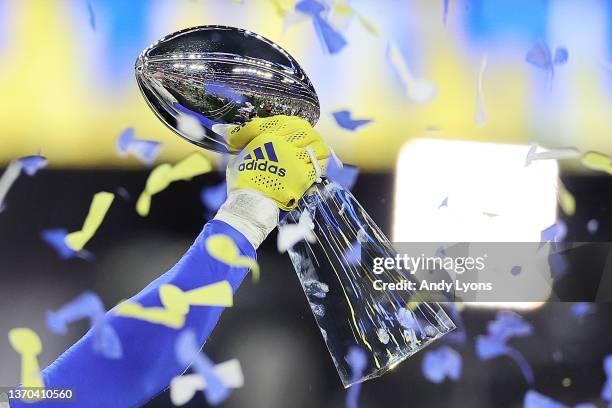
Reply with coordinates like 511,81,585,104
228,115,303,150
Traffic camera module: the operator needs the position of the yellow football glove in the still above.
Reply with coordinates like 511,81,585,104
226,115,330,211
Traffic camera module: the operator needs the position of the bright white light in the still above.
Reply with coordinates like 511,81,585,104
393,139,559,310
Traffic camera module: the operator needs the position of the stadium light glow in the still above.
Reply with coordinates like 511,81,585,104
392,139,559,310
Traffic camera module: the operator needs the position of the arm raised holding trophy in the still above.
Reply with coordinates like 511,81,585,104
11,26,454,407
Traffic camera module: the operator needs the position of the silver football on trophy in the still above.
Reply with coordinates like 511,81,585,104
135,25,320,154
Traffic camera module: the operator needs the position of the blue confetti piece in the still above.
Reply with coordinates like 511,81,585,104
332,110,373,131
539,220,567,249
487,311,532,342
526,42,552,70
313,15,347,54
200,181,227,212
569,302,595,319
422,346,462,383
345,346,367,408
343,242,361,265
553,47,569,65
438,196,448,209
295,0,325,16
443,0,450,25
116,128,162,166
602,355,612,404
17,155,47,176
175,330,230,406
86,0,96,30
41,229,77,259
46,291,122,359
475,335,507,360
295,0,347,54
326,158,358,190
477,312,534,385
524,390,568,408
511,265,522,276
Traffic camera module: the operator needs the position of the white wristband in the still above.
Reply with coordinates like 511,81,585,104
214,189,279,249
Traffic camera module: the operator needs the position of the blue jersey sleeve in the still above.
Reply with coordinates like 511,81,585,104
12,220,255,408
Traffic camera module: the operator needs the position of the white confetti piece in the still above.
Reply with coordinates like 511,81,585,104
170,359,244,406
277,210,317,253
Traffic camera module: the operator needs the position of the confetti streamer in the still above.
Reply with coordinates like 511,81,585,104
136,153,213,216
116,128,162,166
8,328,44,388
46,291,122,359
569,302,595,319
345,346,367,408
326,157,359,190
587,219,599,234
602,355,612,406
557,181,575,216
200,181,227,213
0,154,47,212
524,145,580,166
205,234,260,281
175,330,231,406
475,55,488,127
476,311,534,384
65,192,115,251
0,161,23,212
386,42,437,104
277,209,317,253
580,151,612,175
170,359,244,406
332,110,372,131
422,346,462,383
114,301,186,329
295,0,347,54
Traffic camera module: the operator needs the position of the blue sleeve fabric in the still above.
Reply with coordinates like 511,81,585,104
14,220,255,408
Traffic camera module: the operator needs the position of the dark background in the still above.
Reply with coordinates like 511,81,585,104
0,169,610,408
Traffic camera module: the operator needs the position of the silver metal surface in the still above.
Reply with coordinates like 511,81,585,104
135,25,320,154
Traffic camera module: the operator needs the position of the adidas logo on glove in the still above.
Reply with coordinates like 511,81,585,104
238,142,286,177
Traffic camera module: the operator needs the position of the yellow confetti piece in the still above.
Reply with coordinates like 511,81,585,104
115,302,185,329
136,153,212,217
581,151,612,175
65,192,115,251
8,328,45,389
159,281,234,315
557,181,576,216
205,234,260,282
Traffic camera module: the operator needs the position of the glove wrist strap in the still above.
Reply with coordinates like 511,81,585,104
214,189,279,249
